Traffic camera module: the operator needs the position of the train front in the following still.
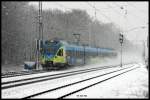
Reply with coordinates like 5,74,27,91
40,40,60,70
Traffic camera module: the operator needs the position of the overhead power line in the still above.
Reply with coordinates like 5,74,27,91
113,3,147,23
127,2,147,13
87,2,112,22
86,2,122,29
104,3,124,17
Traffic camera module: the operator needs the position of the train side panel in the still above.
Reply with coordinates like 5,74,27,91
65,46,85,66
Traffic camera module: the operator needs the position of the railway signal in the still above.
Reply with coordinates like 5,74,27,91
119,33,124,67
119,33,124,45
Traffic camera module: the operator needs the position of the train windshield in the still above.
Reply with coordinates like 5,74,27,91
42,40,60,56
44,46,58,55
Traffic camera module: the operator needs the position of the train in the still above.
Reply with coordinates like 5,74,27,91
39,39,117,70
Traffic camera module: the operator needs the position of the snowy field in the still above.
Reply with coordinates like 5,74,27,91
66,63,149,98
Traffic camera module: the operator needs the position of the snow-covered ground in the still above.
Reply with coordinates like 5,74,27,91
2,63,148,98
66,63,149,98
32,65,138,98
2,64,133,98
1,64,24,73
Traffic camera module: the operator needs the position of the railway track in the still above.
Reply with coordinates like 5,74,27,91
1,70,50,78
2,63,139,98
2,64,120,89
26,64,139,99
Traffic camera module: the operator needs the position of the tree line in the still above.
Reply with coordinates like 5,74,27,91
1,2,136,65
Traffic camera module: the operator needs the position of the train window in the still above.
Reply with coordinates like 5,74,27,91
69,50,72,56
76,49,77,57
61,49,63,56
79,50,81,57
57,49,61,56
70,50,73,57
76,49,78,57
66,50,69,56
77,50,79,57
57,49,63,56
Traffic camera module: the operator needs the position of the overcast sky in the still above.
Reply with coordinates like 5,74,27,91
29,1,148,42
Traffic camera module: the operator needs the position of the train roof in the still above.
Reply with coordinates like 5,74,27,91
59,40,115,52
43,40,116,53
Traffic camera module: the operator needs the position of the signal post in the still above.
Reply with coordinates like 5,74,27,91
119,33,124,67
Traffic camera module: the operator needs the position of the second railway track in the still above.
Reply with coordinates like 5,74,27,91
23,64,139,99
2,64,119,89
